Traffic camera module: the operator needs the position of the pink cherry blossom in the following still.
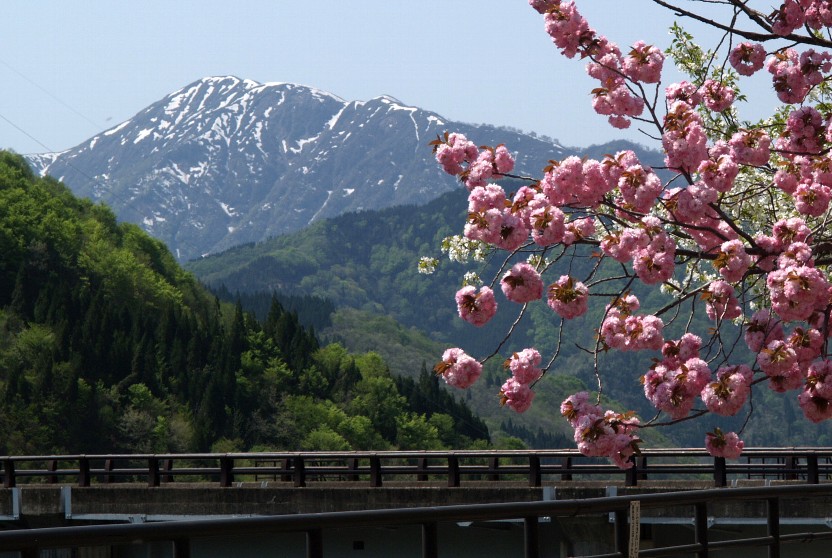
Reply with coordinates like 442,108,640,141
799,360,832,422
561,391,602,427
661,333,703,367
622,41,664,83
543,1,594,59
729,42,766,76
601,295,664,352
530,205,566,246
704,280,742,321
500,377,535,413
468,184,507,213
767,49,811,103
744,309,784,353
507,348,543,385
663,101,709,173
665,81,702,106
787,326,824,366
547,275,589,319
757,339,798,376
698,149,738,193
701,364,753,416
714,239,751,283
705,429,744,459
729,129,771,167
455,285,498,327
700,79,736,112
562,216,596,245
436,348,482,389
501,262,544,304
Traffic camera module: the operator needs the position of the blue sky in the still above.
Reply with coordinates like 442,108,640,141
1,1,772,155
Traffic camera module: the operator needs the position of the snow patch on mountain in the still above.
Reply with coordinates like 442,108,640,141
24,75,583,261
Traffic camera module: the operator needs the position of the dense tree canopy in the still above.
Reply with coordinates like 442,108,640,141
0,152,489,454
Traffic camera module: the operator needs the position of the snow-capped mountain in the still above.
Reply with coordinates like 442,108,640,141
27,76,574,261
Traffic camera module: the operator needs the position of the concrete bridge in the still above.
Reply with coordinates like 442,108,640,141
0,449,831,557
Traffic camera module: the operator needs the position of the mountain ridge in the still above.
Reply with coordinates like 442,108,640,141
25,75,629,261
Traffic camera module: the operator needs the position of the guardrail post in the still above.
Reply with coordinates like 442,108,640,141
220,456,234,487
417,457,429,482
448,455,460,487
767,497,780,558
162,458,174,483
307,528,323,558
625,456,638,487
369,456,382,487
348,457,360,481
103,458,115,484
78,457,90,487
714,457,727,487
524,516,540,558
488,456,500,481
528,455,541,487
784,456,797,480
807,455,819,484
422,522,438,558
294,456,307,488
148,457,160,487
3,460,14,488
695,501,709,558
560,456,573,481
48,459,58,484
281,458,292,482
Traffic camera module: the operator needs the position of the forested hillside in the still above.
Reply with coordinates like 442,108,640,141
187,178,829,448
0,152,489,454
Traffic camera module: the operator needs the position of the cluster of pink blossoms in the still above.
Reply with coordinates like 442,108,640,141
799,360,832,422
435,348,482,390
747,309,825,393
501,262,544,304
547,275,589,319
539,149,663,215
498,348,544,413
643,334,711,419
600,294,664,351
703,280,742,322
766,48,831,104
601,216,675,284
701,365,753,417
455,286,497,327
766,241,829,323
705,429,744,459
768,0,832,35
431,0,832,468
728,42,767,76
561,392,641,468
535,0,662,129
433,133,515,190
662,101,709,173
714,239,752,283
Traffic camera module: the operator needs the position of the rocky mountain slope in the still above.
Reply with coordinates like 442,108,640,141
27,76,578,261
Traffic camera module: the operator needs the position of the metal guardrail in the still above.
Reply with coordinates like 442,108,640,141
0,482,831,558
1,448,831,488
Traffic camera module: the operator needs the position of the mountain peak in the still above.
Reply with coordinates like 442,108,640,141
25,77,593,261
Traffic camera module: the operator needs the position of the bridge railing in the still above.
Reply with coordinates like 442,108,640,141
0,482,831,558
1,448,831,489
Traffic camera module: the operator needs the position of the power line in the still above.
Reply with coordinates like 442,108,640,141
0,111,57,154
0,57,102,132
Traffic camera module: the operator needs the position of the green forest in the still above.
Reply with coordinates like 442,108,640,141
187,173,832,449
0,152,490,455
